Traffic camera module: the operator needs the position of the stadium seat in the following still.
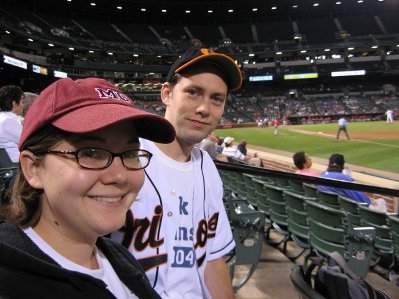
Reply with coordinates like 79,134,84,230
306,200,348,258
338,195,368,227
358,205,393,266
317,190,340,209
288,179,305,194
264,183,290,252
284,190,316,261
303,183,318,198
388,215,399,282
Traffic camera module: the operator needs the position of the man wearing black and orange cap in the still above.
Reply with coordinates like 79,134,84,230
113,48,241,298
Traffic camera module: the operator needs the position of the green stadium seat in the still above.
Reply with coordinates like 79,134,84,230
317,190,340,209
284,190,316,261
388,215,399,281
358,205,393,268
338,195,368,227
303,183,318,198
264,183,290,252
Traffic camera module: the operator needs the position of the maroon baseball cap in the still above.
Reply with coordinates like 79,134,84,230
166,48,242,91
19,78,175,149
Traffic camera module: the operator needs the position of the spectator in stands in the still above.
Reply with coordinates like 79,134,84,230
215,136,224,154
112,48,240,298
293,151,319,177
223,137,261,167
0,85,24,163
317,154,371,204
336,117,350,140
0,77,175,298
237,140,248,156
198,131,227,161
386,108,394,123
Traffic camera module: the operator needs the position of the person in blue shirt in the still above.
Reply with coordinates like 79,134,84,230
317,154,371,204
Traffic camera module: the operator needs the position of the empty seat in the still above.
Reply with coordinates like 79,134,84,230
317,190,340,209
338,195,368,227
303,183,318,198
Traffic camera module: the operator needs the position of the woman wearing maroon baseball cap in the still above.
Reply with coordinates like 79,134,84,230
0,78,175,298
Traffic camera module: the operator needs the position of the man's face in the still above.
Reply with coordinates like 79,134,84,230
161,71,228,146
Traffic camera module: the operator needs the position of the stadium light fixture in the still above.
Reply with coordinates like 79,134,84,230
133,54,139,57
371,45,378,49
348,47,354,50
276,51,282,55
292,5,298,8
336,1,342,5
324,49,330,52
89,50,94,53
271,7,277,10
69,47,74,51
300,50,307,53
252,8,258,12
90,3,96,7
208,10,213,13
67,0,72,2
313,3,319,7
48,43,54,47
141,8,146,12
5,30,10,34
185,10,191,14
28,38,33,42
162,9,167,13
249,53,255,57
357,0,363,3
117,6,122,10
228,9,234,13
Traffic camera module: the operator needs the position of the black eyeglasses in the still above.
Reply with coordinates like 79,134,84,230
40,148,153,170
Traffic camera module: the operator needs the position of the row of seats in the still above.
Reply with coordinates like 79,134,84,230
218,168,399,282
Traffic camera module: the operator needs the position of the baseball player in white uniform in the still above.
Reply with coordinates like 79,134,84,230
112,48,242,298
386,109,394,123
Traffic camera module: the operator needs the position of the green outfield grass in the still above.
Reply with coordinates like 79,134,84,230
216,121,399,173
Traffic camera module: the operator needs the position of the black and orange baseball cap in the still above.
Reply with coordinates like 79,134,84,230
19,78,175,149
166,48,242,91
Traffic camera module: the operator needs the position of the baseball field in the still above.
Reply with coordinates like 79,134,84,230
216,121,399,174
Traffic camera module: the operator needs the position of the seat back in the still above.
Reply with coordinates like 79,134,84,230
339,195,367,227
303,183,318,198
252,178,270,218
288,179,305,193
388,216,399,261
306,200,347,257
358,205,392,254
317,190,340,209
284,190,314,248
264,183,288,233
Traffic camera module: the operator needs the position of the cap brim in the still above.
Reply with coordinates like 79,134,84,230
175,54,242,91
52,104,175,144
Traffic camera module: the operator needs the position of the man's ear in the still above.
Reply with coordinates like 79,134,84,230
160,83,172,106
20,150,44,189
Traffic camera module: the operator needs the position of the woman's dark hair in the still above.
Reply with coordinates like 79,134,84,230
0,85,23,111
293,151,306,170
0,125,70,227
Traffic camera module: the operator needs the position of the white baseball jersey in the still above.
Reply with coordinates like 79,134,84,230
113,138,235,299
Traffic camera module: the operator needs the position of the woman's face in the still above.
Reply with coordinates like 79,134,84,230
25,121,145,242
